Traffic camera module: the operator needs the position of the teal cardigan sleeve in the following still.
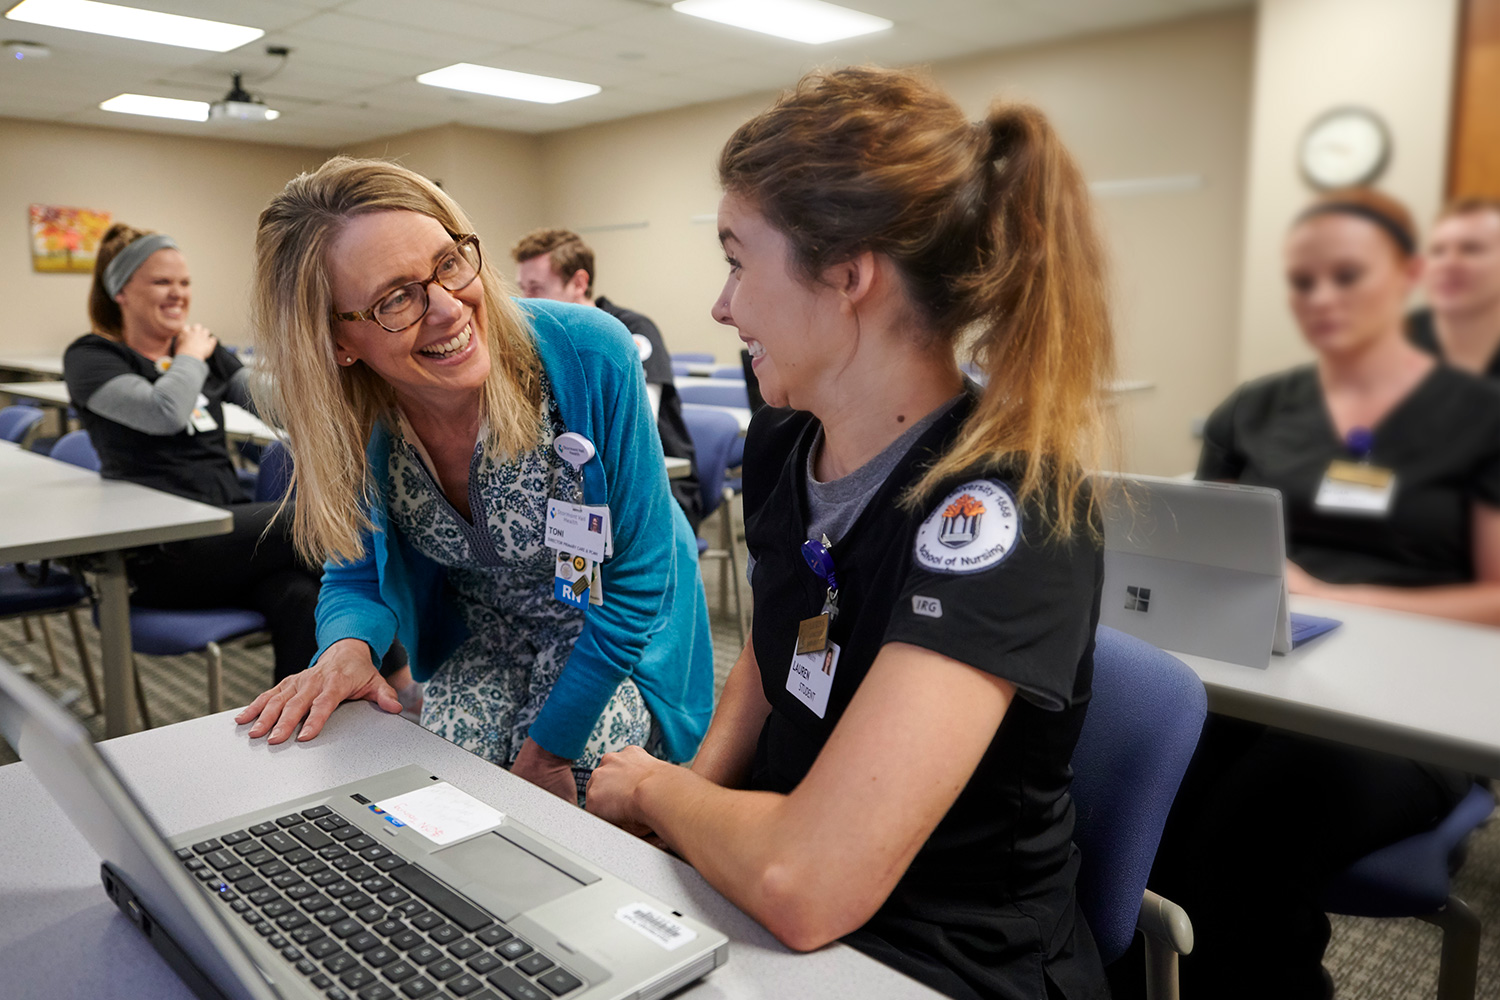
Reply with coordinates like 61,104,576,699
524,301,704,759
311,526,398,670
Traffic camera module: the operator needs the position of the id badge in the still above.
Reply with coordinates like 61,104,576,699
786,641,840,719
543,499,610,562
189,393,218,434
553,552,595,609
1314,460,1396,517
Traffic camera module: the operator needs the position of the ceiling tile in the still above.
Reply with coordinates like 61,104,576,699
337,0,577,47
281,12,498,60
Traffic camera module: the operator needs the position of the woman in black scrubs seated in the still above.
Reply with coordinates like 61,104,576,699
63,223,322,681
586,67,1115,1000
1148,189,1500,999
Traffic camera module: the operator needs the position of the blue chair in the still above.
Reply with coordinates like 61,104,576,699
1071,626,1207,1000
671,361,693,377
710,365,743,380
253,440,294,503
680,404,746,642
0,563,100,714
50,430,266,724
671,352,715,365
0,404,45,447
678,381,750,409
1322,782,1494,1000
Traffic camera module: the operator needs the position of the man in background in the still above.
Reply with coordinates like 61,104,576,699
1412,198,1500,379
512,228,703,529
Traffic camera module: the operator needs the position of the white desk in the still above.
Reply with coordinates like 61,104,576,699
0,353,64,377
665,456,690,480
0,446,232,738
0,705,940,999
1175,596,1500,777
0,381,280,445
677,375,745,389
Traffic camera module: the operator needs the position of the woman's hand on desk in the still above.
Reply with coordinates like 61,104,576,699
511,737,580,802
585,745,664,837
234,637,401,744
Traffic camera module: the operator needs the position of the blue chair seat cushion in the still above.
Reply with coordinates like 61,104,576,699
697,536,709,556
126,607,268,656
1322,782,1495,917
0,565,89,615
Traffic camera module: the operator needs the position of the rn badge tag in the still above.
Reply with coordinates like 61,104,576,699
913,480,1020,574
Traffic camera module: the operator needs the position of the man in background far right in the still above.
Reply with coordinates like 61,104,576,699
1411,197,1500,379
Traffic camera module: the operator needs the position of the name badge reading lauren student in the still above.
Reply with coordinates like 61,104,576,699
786,641,840,719
1314,460,1396,517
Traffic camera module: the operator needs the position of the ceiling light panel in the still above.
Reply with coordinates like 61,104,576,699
416,63,601,105
100,92,209,120
6,0,264,51
672,0,893,44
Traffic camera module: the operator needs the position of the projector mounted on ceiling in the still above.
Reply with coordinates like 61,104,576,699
209,72,279,121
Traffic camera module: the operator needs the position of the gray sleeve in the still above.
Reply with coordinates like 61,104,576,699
85,355,209,436
226,366,256,413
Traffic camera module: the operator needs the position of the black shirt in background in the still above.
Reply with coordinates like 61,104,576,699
1407,307,1500,380
594,296,703,530
742,399,1106,1000
1197,364,1500,587
63,332,245,506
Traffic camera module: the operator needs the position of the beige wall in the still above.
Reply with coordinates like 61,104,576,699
536,10,1256,475
0,118,325,355
341,125,547,262
1236,0,1461,380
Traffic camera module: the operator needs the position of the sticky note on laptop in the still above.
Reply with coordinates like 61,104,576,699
373,782,505,846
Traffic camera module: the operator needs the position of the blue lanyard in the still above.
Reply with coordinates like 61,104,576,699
1345,427,1374,462
800,536,840,619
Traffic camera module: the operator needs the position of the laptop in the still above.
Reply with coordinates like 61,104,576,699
1098,475,1340,667
0,658,728,1000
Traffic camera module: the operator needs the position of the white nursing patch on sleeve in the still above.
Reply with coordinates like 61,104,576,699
913,479,1021,574
632,333,653,361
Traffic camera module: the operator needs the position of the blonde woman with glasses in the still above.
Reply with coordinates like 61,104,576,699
234,157,713,803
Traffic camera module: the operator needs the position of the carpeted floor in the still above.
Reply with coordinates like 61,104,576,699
1,504,1496,998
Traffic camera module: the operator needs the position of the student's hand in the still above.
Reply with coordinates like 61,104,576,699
511,737,579,802
1285,560,1333,598
234,638,401,744
173,323,217,361
585,745,663,837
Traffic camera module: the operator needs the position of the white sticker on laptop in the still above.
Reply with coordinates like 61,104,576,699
615,902,698,951
373,782,505,846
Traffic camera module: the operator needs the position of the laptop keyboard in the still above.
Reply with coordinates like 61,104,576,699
175,805,583,1000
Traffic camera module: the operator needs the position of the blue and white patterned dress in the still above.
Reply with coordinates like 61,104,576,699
383,375,655,795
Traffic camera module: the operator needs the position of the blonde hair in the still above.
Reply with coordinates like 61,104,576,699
719,68,1115,539
252,156,542,565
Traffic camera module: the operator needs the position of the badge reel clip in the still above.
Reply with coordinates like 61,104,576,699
796,535,839,655
546,432,611,609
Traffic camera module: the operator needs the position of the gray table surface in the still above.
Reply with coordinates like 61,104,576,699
0,380,280,446
0,705,940,999
1177,595,1500,777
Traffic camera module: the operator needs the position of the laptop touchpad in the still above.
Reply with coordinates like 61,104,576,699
436,832,582,919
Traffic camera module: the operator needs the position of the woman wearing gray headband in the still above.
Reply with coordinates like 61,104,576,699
62,223,325,683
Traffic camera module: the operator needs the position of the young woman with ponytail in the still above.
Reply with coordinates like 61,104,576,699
586,67,1113,1000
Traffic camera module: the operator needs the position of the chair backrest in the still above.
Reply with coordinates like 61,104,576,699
679,404,740,518
0,404,45,443
1070,625,1207,963
671,361,693,377
710,365,743,380
678,381,750,409
253,440,295,503
671,352,715,365
50,429,101,471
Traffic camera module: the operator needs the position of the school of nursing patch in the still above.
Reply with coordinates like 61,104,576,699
913,479,1020,574
632,333,653,361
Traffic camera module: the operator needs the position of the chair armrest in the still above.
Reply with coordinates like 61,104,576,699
1137,889,1194,956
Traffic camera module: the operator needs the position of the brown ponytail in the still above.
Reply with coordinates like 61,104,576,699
88,222,153,339
719,68,1115,540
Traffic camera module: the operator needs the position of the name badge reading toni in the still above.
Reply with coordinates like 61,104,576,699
786,641,840,719
1314,460,1396,517
544,499,611,562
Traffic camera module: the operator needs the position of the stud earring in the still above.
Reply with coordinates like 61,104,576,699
344,356,354,364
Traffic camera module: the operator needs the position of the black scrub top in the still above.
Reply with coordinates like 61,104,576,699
1197,364,1500,586
64,332,244,506
742,397,1107,1000
1408,307,1500,380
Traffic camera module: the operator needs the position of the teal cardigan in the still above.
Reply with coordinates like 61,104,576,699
311,299,714,763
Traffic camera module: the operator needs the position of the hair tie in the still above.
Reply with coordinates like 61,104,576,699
1297,202,1415,256
103,233,178,297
